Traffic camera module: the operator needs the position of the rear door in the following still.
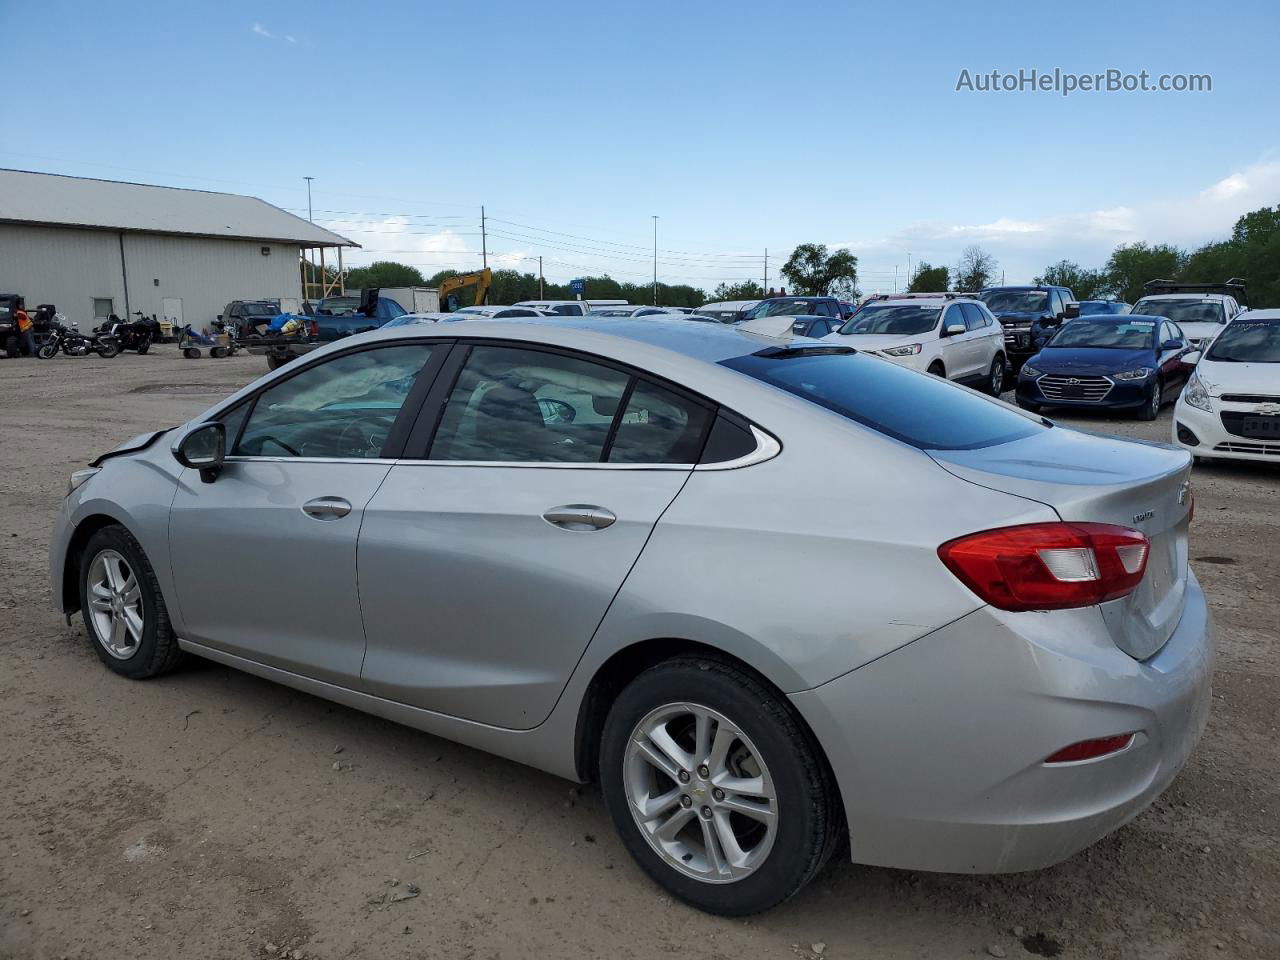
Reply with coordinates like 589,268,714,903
356,342,713,729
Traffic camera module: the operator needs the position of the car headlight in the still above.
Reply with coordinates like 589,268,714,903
67,467,101,496
1183,372,1212,412
1021,364,1043,378
881,343,923,357
1113,367,1153,381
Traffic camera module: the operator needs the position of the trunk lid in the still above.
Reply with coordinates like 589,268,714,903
929,426,1193,660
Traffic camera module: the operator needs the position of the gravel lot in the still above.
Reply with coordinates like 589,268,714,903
1,350,1276,960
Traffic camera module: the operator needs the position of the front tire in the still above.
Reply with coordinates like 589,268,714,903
600,656,840,916
986,354,1006,395
927,361,946,378
78,525,183,679
1138,380,1162,421
37,342,58,359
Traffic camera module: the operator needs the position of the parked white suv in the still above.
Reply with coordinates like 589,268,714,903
826,293,1007,394
1131,280,1246,350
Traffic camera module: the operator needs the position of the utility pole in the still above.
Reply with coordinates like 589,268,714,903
894,264,899,293
481,205,489,304
763,248,768,295
652,215,659,305
906,251,912,286
303,176,314,222
538,256,544,299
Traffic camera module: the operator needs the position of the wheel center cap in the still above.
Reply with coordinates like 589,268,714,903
691,784,707,799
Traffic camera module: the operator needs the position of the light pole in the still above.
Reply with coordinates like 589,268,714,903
652,215,659,305
303,176,314,222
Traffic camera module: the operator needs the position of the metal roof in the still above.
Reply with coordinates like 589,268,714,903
0,169,357,247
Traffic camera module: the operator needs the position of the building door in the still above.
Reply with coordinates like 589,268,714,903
160,297,183,339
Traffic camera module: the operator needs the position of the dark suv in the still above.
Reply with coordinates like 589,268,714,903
743,296,844,322
976,286,1074,370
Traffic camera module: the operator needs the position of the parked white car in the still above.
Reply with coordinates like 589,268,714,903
827,294,1007,394
452,305,545,320
1131,284,1245,351
692,300,759,324
515,300,629,316
1173,309,1280,463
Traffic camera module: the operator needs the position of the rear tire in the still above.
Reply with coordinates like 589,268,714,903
3,336,18,359
986,354,1006,395
210,346,229,359
183,347,201,359
1138,381,1162,421
137,340,150,355
267,354,288,371
78,525,184,679
600,655,840,916
96,340,120,359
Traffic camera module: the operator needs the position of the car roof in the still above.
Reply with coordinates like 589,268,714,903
1234,308,1280,320
347,314,828,365
979,286,1064,293
697,300,759,310
1136,293,1232,302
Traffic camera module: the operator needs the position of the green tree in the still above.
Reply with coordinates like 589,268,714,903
1103,242,1185,304
1033,260,1108,300
780,243,859,297
907,262,950,293
343,260,427,289
711,280,764,301
953,245,998,292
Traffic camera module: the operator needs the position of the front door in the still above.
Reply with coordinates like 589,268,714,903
168,341,441,684
357,343,712,729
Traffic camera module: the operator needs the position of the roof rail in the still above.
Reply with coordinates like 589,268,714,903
1143,278,1248,304
864,291,969,302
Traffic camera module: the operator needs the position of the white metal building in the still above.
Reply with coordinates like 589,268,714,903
0,169,355,331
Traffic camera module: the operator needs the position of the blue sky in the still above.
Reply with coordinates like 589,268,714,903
4,0,1278,292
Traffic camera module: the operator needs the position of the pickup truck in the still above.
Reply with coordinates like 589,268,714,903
976,285,1074,370
246,290,409,369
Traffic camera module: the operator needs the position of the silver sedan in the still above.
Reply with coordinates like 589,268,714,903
50,318,1213,915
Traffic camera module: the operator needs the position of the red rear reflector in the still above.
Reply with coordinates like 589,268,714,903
938,522,1150,612
1044,733,1135,764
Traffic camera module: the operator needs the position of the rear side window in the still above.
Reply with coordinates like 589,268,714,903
720,350,1042,451
961,303,986,330
608,381,712,464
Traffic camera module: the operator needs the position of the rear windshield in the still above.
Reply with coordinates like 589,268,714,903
242,301,280,315
1078,301,1128,315
746,299,821,318
721,349,1042,451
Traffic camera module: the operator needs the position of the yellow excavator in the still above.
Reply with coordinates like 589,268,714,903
439,268,492,310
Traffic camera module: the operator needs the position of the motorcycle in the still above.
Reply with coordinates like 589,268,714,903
96,312,155,354
37,316,120,359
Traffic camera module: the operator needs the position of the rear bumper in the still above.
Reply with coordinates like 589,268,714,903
790,571,1214,873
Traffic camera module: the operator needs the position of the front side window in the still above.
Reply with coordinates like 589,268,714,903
234,344,435,459
430,346,629,463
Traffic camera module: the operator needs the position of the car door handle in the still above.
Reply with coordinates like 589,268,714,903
302,496,352,520
542,504,616,531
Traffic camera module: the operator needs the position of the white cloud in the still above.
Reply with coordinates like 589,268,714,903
328,217,532,276
285,34,298,44
251,23,273,38
837,159,1280,284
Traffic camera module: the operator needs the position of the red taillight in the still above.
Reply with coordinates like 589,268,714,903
1044,733,1135,764
938,522,1149,612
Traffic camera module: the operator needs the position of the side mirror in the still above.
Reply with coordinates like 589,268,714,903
944,322,966,336
1064,302,1081,320
1162,338,1184,350
1183,350,1202,365
173,421,226,483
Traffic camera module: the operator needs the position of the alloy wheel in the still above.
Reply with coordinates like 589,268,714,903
990,359,1005,394
624,702,778,884
86,549,144,659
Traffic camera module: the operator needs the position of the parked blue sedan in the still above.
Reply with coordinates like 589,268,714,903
1016,316,1195,420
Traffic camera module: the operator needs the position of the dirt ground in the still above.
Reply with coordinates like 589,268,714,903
1,349,1276,960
